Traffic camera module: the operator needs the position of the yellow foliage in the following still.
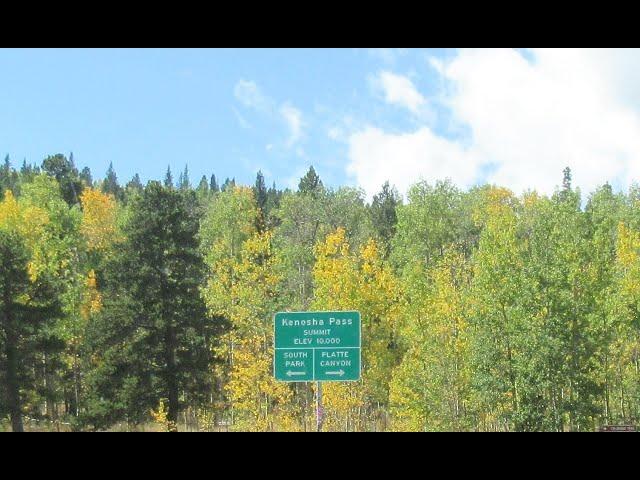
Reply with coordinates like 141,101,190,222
472,186,516,227
204,229,298,430
0,190,51,282
150,399,176,432
0,190,50,247
80,188,120,252
312,227,401,430
80,270,103,320
0,190,19,227
615,222,640,300
223,334,295,431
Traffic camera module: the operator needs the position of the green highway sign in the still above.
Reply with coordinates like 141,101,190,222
273,311,361,382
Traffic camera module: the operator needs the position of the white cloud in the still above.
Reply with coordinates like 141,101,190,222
234,79,306,149
233,79,271,111
280,102,304,147
327,126,343,141
348,49,640,198
372,71,426,115
232,107,252,130
347,126,478,198
367,48,409,64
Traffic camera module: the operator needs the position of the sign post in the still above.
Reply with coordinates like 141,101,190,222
273,311,361,431
316,381,323,432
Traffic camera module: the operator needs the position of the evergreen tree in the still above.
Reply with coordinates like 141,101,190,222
196,175,209,198
0,156,20,196
124,173,144,200
562,166,572,192
19,160,39,184
370,181,401,255
0,155,10,196
221,177,236,192
20,159,30,176
128,173,143,190
210,174,219,193
41,153,83,205
253,171,268,212
101,162,123,201
253,171,268,231
178,165,190,191
164,166,174,189
0,230,61,432
265,181,282,230
80,167,93,188
298,166,323,197
81,182,212,430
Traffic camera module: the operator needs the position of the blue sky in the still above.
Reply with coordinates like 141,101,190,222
0,48,446,190
3,48,640,197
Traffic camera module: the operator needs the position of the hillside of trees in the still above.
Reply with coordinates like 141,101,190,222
1,153,639,432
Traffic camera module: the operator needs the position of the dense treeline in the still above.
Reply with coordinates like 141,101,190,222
1,154,639,431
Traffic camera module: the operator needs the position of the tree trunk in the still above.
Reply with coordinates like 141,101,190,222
165,324,179,432
2,270,24,433
4,321,24,432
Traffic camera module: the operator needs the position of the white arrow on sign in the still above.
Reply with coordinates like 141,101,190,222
286,371,306,377
325,370,345,377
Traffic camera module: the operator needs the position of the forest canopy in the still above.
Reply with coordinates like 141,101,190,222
1,154,639,432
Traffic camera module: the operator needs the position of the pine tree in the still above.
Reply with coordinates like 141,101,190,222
0,227,62,432
101,162,123,201
126,173,143,194
562,167,572,192
0,155,10,196
196,175,209,198
81,182,212,430
370,181,401,255
41,154,83,206
253,171,267,210
253,171,268,231
164,166,174,189
221,177,236,192
265,181,282,230
210,174,219,193
179,165,190,191
80,167,93,187
20,159,38,183
0,157,20,196
298,166,323,197
20,159,29,175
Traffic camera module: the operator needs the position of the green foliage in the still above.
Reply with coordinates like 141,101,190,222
41,154,83,206
392,180,475,276
274,182,374,310
4,156,640,432
178,165,191,191
0,155,20,197
125,173,144,201
101,162,124,202
80,182,212,430
80,167,93,188
0,221,62,431
298,166,322,197
370,181,401,255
